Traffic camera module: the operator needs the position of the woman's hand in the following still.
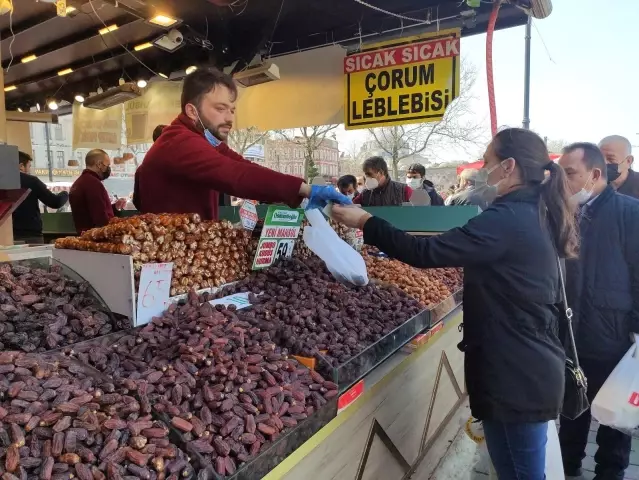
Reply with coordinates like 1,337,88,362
331,205,372,229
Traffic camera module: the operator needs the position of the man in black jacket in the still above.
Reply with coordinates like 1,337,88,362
599,135,639,199
12,151,68,244
558,142,639,479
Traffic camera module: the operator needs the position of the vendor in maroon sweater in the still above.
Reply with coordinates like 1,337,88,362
69,149,126,234
134,68,349,218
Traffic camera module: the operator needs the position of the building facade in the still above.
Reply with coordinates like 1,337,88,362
265,137,339,179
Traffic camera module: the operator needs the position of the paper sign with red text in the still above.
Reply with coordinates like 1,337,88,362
136,263,173,326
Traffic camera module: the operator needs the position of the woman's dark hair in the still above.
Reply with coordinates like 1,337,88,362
362,156,389,177
493,128,578,258
337,175,357,190
181,68,238,113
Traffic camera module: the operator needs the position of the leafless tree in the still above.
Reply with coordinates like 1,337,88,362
228,127,271,156
339,140,365,176
277,125,340,182
367,61,485,179
545,138,568,154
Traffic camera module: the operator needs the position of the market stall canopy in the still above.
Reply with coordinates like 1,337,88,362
2,0,529,111
456,153,562,176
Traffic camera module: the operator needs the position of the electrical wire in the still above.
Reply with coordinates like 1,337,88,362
88,0,159,77
485,0,501,136
532,20,555,64
5,0,15,73
266,0,285,57
352,0,429,24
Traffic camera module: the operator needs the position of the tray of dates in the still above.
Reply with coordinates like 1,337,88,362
211,257,436,391
0,350,196,480
62,290,339,479
0,259,127,354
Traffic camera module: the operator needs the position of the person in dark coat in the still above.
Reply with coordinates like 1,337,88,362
353,156,412,206
558,142,639,479
135,68,349,219
69,149,126,234
332,128,579,480
406,163,445,205
12,151,68,244
444,168,490,210
599,135,639,199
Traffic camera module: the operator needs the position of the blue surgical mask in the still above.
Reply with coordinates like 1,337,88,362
194,109,222,147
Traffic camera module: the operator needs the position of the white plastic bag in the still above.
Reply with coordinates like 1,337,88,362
592,334,639,435
303,209,369,286
463,416,563,479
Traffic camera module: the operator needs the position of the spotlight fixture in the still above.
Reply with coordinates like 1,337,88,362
98,24,118,35
134,42,153,52
17,108,22,112
47,99,59,111
148,14,179,27
153,29,184,53
58,68,73,76
21,54,36,63
186,66,197,75
4,85,16,92
75,94,85,103
119,78,125,86
137,79,148,88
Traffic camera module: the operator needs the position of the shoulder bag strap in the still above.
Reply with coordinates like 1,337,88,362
555,255,581,371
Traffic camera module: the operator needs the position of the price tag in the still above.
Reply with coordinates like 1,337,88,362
56,0,67,16
209,292,253,310
252,206,303,270
239,200,258,231
275,239,294,260
629,392,639,407
338,380,364,413
136,263,173,326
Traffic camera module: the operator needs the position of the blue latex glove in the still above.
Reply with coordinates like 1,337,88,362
306,185,353,210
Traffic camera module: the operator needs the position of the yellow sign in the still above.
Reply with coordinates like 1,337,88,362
344,29,461,130
34,169,81,177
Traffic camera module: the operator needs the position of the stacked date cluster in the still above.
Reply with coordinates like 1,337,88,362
0,263,121,352
0,351,194,480
66,290,338,477
213,257,424,366
55,214,252,296
362,250,463,308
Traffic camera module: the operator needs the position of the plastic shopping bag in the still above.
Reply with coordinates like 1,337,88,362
463,416,563,479
303,209,369,286
592,334,639,436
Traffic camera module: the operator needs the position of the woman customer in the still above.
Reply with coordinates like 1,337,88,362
332,128,578,479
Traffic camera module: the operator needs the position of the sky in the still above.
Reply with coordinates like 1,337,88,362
335,0,639,163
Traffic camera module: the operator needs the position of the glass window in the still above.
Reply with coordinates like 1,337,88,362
56,151,65,168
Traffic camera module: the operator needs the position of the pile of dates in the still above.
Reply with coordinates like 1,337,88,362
214,257,423,366
67,292,338,477
0,351,194,480
0,263,123,353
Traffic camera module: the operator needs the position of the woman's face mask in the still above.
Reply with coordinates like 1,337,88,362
406,177,423,189
475,160,509,203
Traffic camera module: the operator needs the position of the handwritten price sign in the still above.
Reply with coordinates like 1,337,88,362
135,263,173,326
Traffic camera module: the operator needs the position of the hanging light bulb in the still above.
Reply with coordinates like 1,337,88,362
119,77,125,86
17,107,23,113
97,86,104,94
185,66,197,74
75,94,85,103
137,79,148,88
47,99,59,111
36,103,41,112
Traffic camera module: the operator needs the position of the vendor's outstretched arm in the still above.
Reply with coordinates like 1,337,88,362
362,206,512,269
